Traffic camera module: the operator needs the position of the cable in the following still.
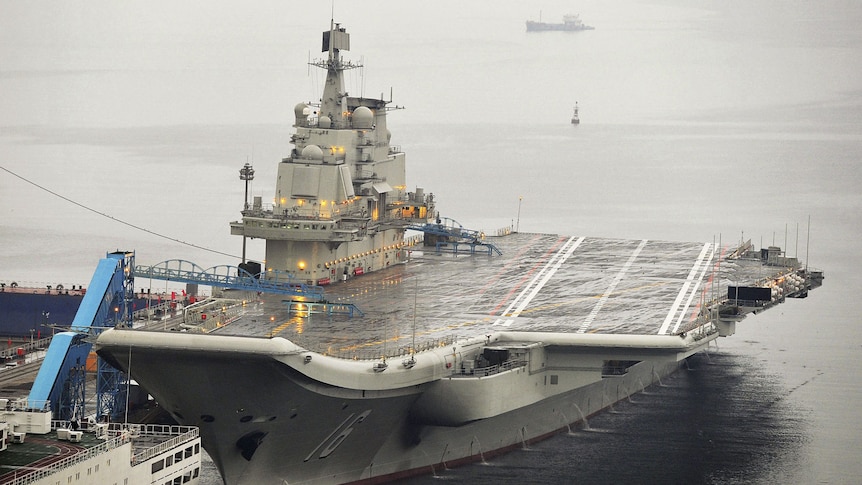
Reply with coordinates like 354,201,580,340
0,164,242,260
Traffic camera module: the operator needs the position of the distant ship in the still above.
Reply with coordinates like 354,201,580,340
526,13,595,32
0,283,164,339
94,20,824,485
572,102,580,124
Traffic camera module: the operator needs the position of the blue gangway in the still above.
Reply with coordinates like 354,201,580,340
28,253,131,419
406,217,502,256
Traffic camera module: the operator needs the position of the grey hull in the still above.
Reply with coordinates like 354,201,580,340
97,331,681,485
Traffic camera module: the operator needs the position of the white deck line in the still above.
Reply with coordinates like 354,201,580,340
671,243,715,334
577,239,648,333
494,236,584,326
657,242,712,335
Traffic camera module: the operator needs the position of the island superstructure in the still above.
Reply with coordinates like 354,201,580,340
230,21,434,285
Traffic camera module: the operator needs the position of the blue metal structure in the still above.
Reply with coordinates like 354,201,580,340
28,251,134,421
29,252,325,423
27,332,87,418
407,217,502,256
133,260,325,301
284,300,365,318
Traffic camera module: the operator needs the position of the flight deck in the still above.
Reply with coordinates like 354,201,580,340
218,232,806,358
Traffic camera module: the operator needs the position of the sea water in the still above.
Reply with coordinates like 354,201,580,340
1,1,860,483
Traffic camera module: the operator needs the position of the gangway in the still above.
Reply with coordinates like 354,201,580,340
133,260,325,301
407,217,502,256
28,251,134,421
26,253,326,424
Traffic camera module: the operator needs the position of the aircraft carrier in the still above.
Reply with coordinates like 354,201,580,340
90,20,823,485
95,231,822,484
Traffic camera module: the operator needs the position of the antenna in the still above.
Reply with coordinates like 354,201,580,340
412,278,418,355
806,215,811,270
403,278,418,369
124,346,131,426
795,222,799,259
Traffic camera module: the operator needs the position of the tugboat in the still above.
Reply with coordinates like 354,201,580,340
571,102,580,124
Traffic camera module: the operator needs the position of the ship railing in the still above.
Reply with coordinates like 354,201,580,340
102,423,199,465
675,322,719,341
308,336,458,361
404,234,424,247
132,300,176,322
452,358,528,378
4,398,49,412
0,337,53,360
4,432,129,485
723,298,768,308
492,225,514,237
243,206,370,222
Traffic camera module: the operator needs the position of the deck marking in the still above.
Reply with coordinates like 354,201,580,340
494,236,584,326
478,234,544,308
489,235,564,316
674,243,728,334
577,239,648,333
493,238,576,324
671,243,715,334
657,242,712,335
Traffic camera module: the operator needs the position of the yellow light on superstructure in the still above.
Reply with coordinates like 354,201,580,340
280,197,287,205
298,261,307,271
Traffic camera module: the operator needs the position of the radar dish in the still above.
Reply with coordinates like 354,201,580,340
352,106,373,129
301,144,324,160
294,103,309,118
